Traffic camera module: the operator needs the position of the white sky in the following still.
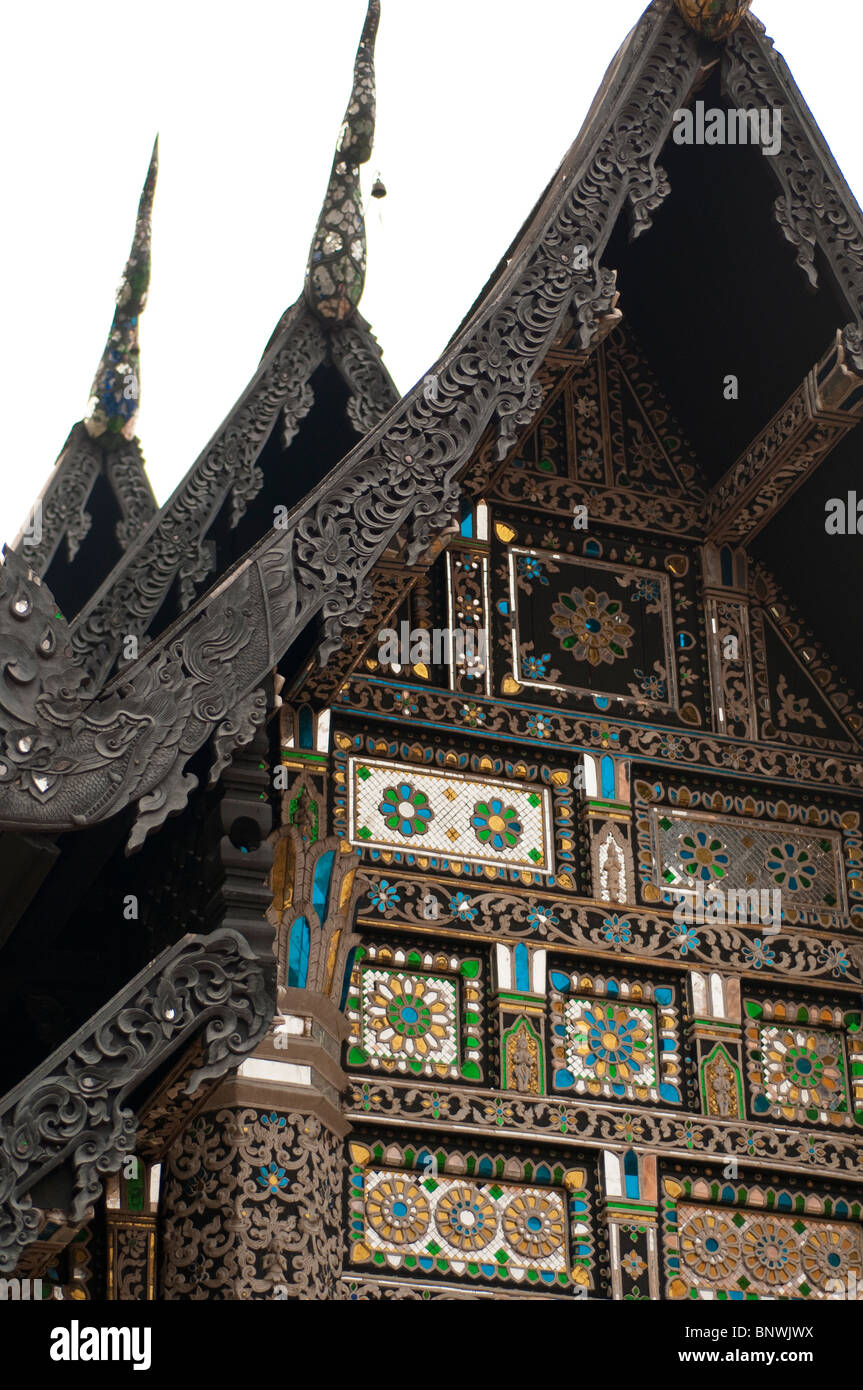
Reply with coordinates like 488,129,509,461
2,0,861,549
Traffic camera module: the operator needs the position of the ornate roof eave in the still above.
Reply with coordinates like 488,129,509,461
11,143,160,583
0,928,274,1273
11,427,156,581
65,0,396,689
721,15,863,372
3,0,863,846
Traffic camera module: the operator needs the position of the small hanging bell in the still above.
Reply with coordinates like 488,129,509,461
371,176,387,199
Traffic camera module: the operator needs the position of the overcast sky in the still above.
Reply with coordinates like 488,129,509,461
2,0,862,549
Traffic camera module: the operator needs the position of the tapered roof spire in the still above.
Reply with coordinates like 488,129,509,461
84,137,158,440
305,1,380,322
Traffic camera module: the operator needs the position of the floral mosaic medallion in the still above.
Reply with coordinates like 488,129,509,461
366,1176,431,1246
679,830,729,882
509,548,676,710
765,842,816,892
551,973,682,1105
751,1024,850,1124
503,1191,566,1261
564,1000,656,1092
348,756,553,874
378,783,433,837
550,586,634,666
744,998,863,1127
472,798,522,851
346,944,483,1081
742,1217,800,1287
678,1210,742,1282
361,969,457,1068
435,1186,498,1252
353,1163,589,1289
668,1195,863,1300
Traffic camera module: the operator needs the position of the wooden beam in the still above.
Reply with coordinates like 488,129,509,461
705,332,863,545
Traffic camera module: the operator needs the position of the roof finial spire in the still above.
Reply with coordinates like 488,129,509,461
673,0,753,40
305,1,380,323
84,137,158,441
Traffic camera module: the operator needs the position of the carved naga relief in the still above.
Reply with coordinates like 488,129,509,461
0,931,274,1274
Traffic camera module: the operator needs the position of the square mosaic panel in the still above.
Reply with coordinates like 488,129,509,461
346,943,483,1081
508,548,677,710
550,970,682,1105
666,1197,863,1300
744,998,863,1128
348,756,554,874
649,806,846,919
751,1023,850,1124
359,968,458,1067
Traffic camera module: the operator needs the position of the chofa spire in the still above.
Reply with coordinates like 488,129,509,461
673,0,753,40
305,1,380,322
84,137,158,441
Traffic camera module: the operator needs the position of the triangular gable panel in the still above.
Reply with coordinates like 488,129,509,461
750,584,862,750
490,325,706,537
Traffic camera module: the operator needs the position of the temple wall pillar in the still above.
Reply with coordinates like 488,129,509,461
159,991,350,1301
